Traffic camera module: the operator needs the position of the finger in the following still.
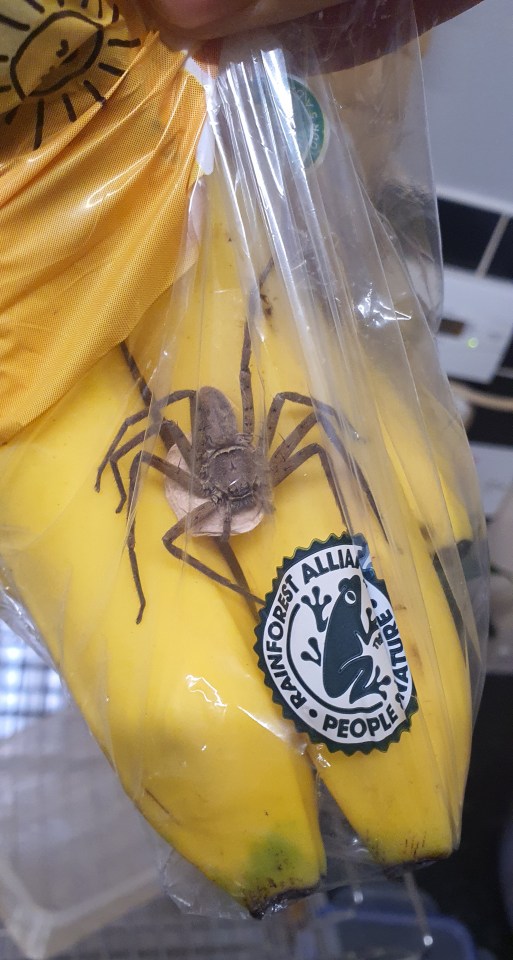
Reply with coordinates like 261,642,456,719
140,0,344,42
138,0,484,67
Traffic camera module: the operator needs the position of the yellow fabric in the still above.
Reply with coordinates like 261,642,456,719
0,0,207,442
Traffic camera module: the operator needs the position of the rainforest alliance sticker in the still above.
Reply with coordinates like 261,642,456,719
255,535,417,755
289,77,326,167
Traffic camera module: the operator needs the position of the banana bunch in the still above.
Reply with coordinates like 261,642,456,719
0,180,482,913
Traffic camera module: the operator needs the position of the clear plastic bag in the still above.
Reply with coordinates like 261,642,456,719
0,0,489,921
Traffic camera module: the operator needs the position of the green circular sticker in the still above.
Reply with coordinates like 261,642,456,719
289,77,325,168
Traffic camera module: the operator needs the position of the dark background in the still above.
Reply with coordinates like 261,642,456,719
417,674,513,959
413,201,513,960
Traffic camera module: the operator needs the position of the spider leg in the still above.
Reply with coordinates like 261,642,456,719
265,391,315,452
214,539,261,621
127,449,205,508
125,449,205,622
265,392,382,531
125,451,262,621
163,513,264,610
157,392,197,467
240,323,255,438
120,345,195,414
120,341,197,428
313,408,383,530
269,410,318,467
239,258,274,442
96,407,153,492
100,420,163,512
120,341,153,406
268,408,350,524
221,502,233,542
97,414,196,512
264,391,353,452
271,441,347,527
97,389,197,507
215,504,262,618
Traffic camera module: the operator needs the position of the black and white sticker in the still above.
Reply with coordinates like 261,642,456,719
255,534,417,755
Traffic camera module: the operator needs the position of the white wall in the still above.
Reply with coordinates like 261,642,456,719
422,0,513,214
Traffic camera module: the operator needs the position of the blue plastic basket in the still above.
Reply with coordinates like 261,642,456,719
325,907,479,960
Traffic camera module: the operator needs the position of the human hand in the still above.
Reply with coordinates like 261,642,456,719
138,0,343,42
138,0,483,48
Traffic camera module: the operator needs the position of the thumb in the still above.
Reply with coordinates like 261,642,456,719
138,0,344,41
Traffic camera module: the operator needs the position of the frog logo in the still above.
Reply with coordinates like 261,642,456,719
255,534,418,755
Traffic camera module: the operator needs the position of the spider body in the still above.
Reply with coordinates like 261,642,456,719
194,386,270,515
95,303,376,623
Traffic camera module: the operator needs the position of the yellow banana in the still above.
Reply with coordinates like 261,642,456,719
0,175,479,910
240,252,475,866
247,248,476,865
0,301,326,916
307,515,472,865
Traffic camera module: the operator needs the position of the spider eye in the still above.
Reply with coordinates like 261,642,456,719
344,590,357,605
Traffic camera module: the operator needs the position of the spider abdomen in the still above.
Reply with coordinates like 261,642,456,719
195,386,239,452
